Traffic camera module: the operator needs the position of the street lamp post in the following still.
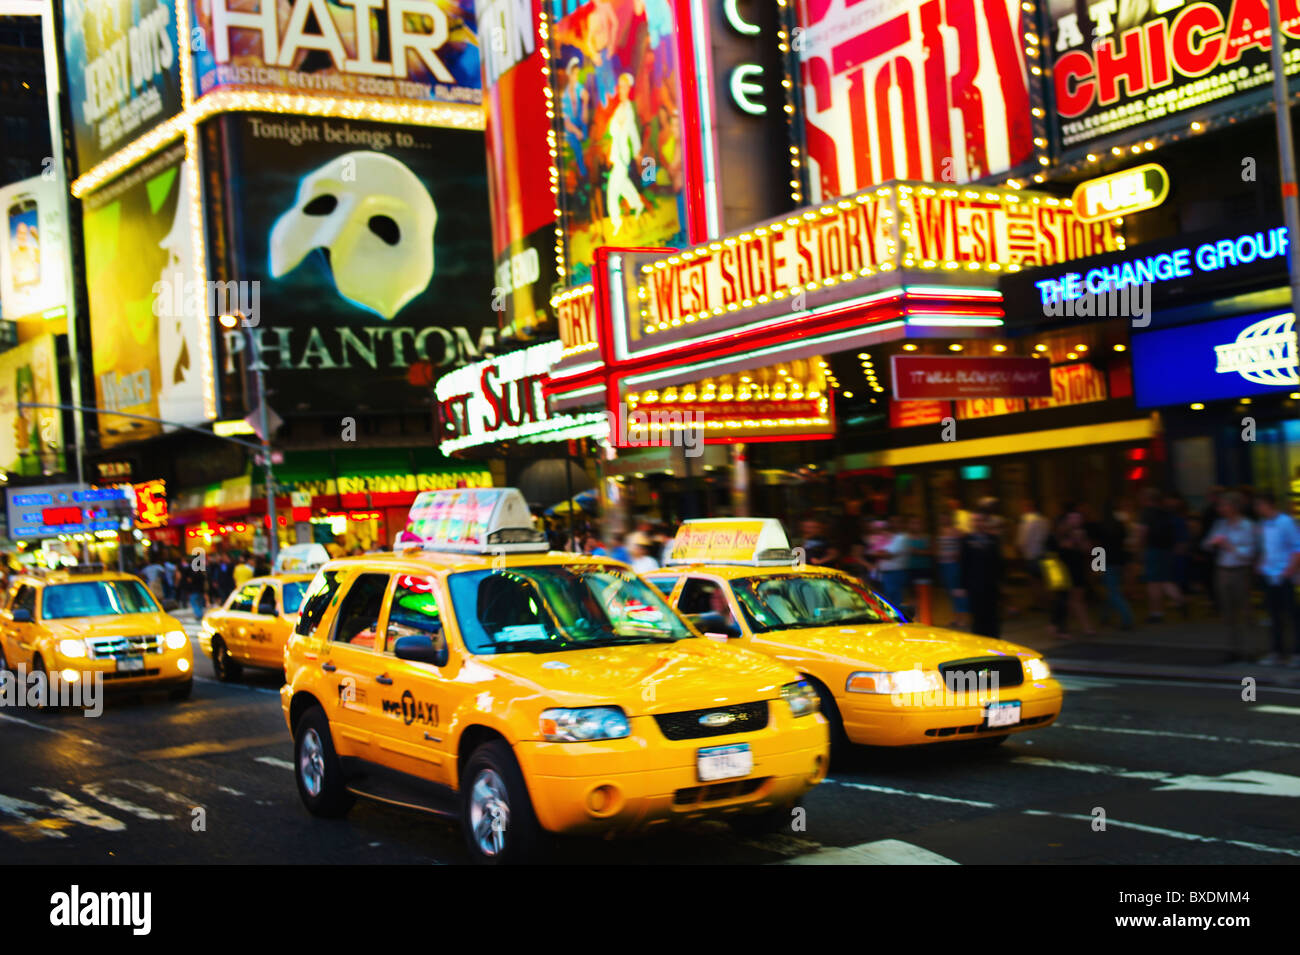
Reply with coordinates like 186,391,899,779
219,314,280,567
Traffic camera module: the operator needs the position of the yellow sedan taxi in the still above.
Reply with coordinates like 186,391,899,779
200,573,315,681
281,488,828,864
0,570,194,702
649,519,1063,752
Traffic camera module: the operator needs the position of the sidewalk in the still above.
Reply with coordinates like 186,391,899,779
913,583,1300,688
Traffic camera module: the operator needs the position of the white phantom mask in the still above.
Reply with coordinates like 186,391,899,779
269,151,437,319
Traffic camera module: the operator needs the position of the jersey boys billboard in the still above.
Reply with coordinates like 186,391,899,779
220,113,495,415
190,0,483,104
1048,0,1300,158
796,0,1034,202
62,0,183,170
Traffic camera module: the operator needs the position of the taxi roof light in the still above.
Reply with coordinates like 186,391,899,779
665,518,795,566
397,488,549,555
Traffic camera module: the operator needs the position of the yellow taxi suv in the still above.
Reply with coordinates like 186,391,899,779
281,488,828,864
649,519,1063,753
0,570,194,702
201,573,315,681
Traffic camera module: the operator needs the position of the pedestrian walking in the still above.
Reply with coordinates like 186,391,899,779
956,512,1004,638
1096,502,1135,630
1016,499,1051,612
1203,491,1257,661
1254,492,1300,666
1138,487,1184,622
935,513,968,629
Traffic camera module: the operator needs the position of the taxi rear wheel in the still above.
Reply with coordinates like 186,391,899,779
294,707,354,818
211,639,242,683
461,741,543,865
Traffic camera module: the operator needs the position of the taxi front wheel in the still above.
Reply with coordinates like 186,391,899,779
461,741,544,865
294,707,355,818
212,639,242,682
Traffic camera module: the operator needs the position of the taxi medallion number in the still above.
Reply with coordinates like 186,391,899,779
985,701,1021,728
697,743,752,782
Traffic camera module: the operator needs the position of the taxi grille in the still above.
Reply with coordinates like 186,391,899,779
673,777,767,806
937,657,1023,691
654,701,769,740
87,635,162,659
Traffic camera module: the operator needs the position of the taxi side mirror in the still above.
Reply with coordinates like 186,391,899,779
392,632,448,667
11,607,32,623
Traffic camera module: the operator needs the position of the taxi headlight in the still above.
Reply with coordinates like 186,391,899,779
846,669,945,695
781,680,819,717
164,630,189,651
540,707,631,742
57,639,87,659
1024,657,1051,681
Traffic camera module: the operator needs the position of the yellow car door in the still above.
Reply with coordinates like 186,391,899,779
370,573,456,786
318,571,392,759
250,584,284,667
223,583,262,661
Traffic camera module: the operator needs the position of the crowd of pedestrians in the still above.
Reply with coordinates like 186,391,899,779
791,486,1300,666
135,546,268,619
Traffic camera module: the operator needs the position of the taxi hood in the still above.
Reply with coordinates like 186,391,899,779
763,622,1041,671
480,638,796,716
49,612,180,639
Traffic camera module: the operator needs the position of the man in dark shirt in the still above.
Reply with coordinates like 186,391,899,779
956,512,1004,638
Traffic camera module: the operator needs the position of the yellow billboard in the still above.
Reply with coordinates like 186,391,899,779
0,335,64,476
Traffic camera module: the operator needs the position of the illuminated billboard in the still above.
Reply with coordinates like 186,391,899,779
0,176,70,323
0,335,64,477
189,0,483,104
550,0,690,283
1047,0,1300,160
481,0,559,338
219,113,495,415
61,0,184,171
795,0,1035,202
82,144,208,448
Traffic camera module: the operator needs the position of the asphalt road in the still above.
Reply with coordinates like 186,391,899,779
2,629,1299,865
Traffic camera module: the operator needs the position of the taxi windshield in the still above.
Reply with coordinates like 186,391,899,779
41,580,159,620
282,581,308,615
732,574,904,632
448,564,694,654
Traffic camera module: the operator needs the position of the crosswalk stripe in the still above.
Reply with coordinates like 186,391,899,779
1061,723,1300,749
785,839,960,865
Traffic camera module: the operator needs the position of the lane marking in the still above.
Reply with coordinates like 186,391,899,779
1055,676,1121,691
825,778,996,808
81,783,178,821
785,839,960,865
0,712,94,743
31,788,125,832
1153,770,1300,798
0,794,71,841
1022,809,1300,859
136,735,287,761
1256,705,1300,716
1011,756,1171,780
256,756,295,771
1061,723,1300,749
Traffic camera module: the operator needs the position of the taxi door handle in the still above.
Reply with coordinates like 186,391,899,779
376,674,393,685
321,661,337,672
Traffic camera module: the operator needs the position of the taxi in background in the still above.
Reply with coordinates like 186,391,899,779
201,573,316,681
281,488,828,864
0,569,194,701
648,519,1062,752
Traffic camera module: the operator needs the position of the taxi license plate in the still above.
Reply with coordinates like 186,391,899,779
985,701,1021,728
697,743,752,782
117,655,145,673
